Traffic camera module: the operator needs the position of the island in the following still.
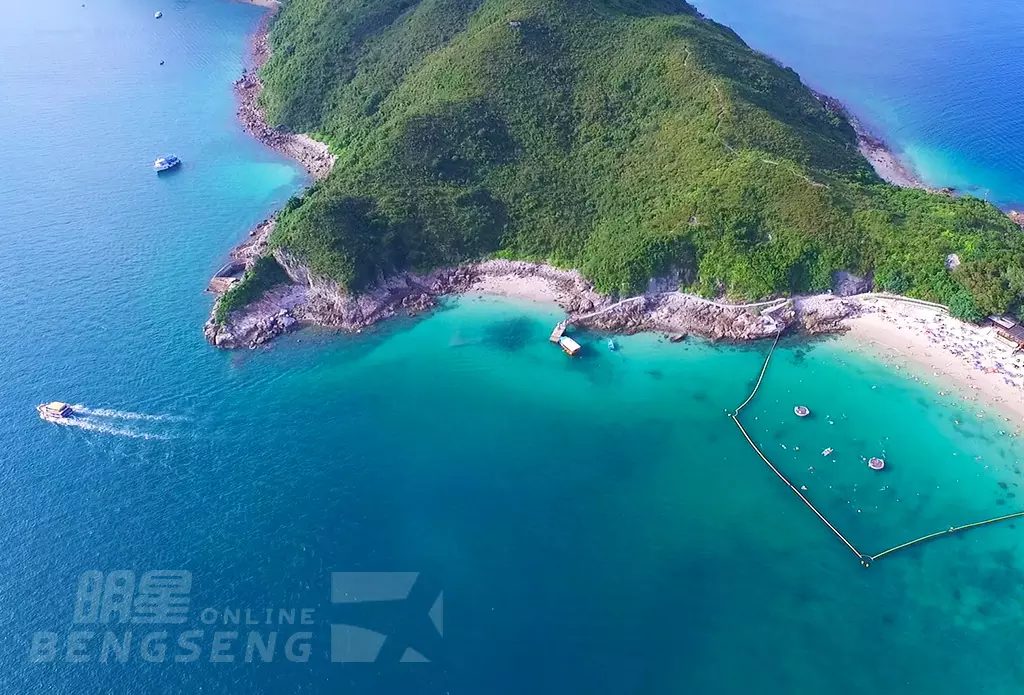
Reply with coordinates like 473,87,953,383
206,0,1024,349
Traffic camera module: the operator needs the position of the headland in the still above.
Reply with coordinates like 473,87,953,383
205,0,1024,428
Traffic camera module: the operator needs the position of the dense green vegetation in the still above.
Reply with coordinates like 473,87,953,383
257,0,1024,318
214,256,290,324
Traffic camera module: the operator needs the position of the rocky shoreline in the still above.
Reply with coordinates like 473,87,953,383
234,10,334,180
204,254,863,349
816,93,1024,231
812,92,945,194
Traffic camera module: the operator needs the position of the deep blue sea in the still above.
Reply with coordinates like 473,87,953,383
3,1,1024,693
695,0,1024,208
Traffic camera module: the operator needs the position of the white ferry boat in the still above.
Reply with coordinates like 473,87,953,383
37,401,75,422
153,155,181,172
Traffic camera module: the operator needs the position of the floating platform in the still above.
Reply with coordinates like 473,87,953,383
559,336,581,356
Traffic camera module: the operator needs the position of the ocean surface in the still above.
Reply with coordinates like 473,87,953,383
694,0,1024,209
2,0,1024,693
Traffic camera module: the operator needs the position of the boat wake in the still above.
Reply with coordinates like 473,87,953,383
41,404,188,440
52,417,171,440
71,406,188,422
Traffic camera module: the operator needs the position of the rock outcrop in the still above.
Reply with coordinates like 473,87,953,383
793,295,861,334
203,284,306,349
206,252,868,350
833,271,873,297
572,294,794,341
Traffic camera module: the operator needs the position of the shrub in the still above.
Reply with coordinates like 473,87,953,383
214,257,291,324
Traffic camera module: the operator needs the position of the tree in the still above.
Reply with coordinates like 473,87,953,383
948,291,982,322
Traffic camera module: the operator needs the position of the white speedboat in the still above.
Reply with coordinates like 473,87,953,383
37,401,75,422
153,155,181,172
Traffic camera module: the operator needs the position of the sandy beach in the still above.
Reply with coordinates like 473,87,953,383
234,0,281,10
845,296,1024,425
857,133,938,192
468,273,562,304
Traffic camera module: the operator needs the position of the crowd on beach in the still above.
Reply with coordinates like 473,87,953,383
851,298,1024,426
904,314,1024,388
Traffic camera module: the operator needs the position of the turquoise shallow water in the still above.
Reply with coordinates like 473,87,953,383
3,0,1024,693
694,0,1024,208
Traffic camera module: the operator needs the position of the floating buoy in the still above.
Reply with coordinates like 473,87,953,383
868,457,885,471
794,405,810,417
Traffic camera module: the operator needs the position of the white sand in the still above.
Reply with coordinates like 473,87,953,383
468,274,562,303
234,0,280,8
859,143,930,190
845,297,1024,425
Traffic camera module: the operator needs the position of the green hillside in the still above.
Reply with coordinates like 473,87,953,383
255,0,1024,319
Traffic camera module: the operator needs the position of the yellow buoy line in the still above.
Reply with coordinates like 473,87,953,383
730,332,1024,567
868,511,1024,563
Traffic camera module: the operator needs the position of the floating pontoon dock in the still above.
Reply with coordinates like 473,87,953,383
549,321,567,343
559,336,581,356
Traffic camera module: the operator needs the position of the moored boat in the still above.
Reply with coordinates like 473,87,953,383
868,457,885,471
794,405,810,417
153,155,181,172
37,401,74,422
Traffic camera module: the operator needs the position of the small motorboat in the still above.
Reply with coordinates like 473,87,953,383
153,155,181,172
607,339,617,351
794,405,810,417
37,401,75,422
821,447,833,457
868,457,885,471
154,11,162,18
